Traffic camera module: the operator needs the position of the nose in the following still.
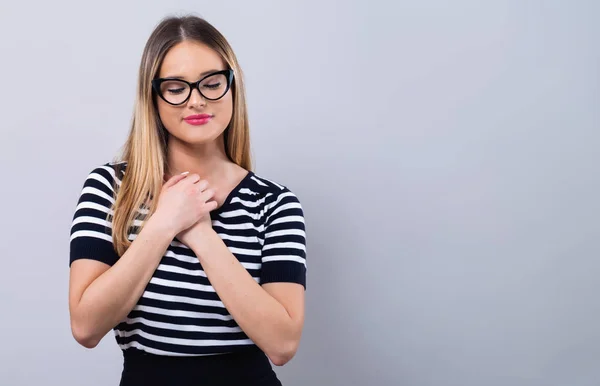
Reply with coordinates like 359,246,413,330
188,87,206,108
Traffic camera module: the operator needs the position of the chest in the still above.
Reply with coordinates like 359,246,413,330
151,221,264,288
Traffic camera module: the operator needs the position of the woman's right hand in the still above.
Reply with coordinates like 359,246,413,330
152,173,217,236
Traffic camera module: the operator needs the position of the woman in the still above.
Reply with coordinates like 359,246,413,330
68,15,306,386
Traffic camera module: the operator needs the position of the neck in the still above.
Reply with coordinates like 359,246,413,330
166,135,232,182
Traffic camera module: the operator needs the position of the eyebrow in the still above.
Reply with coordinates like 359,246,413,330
163,69,223,80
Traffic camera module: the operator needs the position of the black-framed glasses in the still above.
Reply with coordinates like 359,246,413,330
151,69,234,105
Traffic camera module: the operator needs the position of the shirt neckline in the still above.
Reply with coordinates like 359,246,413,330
210,170,254,216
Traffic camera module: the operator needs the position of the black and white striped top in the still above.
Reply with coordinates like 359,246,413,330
69,162,307,356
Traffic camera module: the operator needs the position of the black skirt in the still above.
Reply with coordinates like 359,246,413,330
118,346,282,386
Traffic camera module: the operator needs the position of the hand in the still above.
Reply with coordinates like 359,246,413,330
176,211,214,249
176,177,216,248
153,173,218,238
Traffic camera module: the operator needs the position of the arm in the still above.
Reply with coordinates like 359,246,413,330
189,229,305,366
69,218,175,348
68,168,194,348
182,189,307,366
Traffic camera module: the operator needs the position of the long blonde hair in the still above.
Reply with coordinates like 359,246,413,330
110,15,252,256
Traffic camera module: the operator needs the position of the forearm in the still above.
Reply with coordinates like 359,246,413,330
73,217,175,344
190,229,299,360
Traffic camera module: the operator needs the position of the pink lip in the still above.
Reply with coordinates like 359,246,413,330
184,114,213,125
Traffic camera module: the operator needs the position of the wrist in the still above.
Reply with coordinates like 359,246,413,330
189,222,217,254
144,212,177,241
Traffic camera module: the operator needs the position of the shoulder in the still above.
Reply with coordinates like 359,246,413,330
246,172,301,202
81,161,127,193
246,172,304,223
71,162,126,266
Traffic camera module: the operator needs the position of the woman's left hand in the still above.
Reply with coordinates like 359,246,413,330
176,183,217,249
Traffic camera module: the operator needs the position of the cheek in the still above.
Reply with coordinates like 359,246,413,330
156,102,178,130
216,95,234,125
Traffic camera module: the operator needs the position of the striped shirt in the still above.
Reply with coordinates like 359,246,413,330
69,162,307,356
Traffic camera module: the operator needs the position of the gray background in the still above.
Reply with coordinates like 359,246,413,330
0,0,598,385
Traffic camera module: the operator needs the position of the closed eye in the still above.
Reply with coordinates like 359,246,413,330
203,83,221,90
167,87,186,94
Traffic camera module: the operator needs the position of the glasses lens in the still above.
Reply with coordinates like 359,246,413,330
199,73,229,100
159,80,190,104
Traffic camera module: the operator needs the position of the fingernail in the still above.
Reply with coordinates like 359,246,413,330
181,171,190,175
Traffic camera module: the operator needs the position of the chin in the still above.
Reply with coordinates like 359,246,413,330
181,136,218,146
181,132,225,146
167,121,226,145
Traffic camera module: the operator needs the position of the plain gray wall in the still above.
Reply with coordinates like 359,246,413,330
0,0,598,385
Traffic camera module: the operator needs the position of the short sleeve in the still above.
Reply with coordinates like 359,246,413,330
69,165,120,267
259,188,307,289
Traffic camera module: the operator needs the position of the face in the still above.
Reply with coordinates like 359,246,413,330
155,40,233,147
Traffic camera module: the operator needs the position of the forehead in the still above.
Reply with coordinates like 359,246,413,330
159,40,226,79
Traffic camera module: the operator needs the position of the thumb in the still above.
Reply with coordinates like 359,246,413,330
163,171,189,189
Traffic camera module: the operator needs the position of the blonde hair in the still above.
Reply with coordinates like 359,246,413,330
110,15,252,256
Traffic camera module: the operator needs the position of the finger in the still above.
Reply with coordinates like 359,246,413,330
181,173,201,186
195,179,209,192
205,200,218,212
163,172,189,189
200,188,216,202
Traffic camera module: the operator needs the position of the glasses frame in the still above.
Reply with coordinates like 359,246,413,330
151,69,234,105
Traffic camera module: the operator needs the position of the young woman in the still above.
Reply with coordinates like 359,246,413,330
68,15,307,386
